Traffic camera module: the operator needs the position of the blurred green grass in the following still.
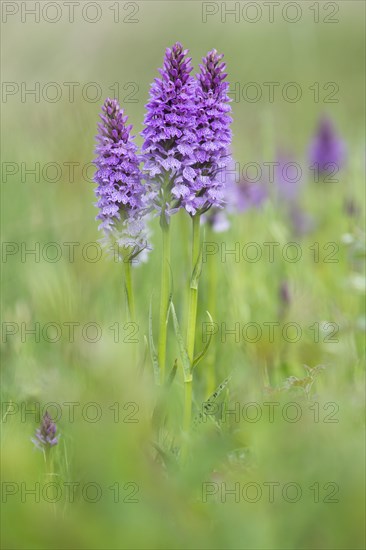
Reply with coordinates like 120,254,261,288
1,1,365,549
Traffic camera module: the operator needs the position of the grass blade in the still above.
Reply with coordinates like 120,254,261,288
192,310,214,369
170,302,192,382
149,297,160,385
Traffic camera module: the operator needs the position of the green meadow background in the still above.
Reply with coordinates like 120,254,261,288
1,1,365,548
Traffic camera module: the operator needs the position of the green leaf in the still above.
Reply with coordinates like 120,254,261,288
166,359,178,388
167,262,174,323
190,239,203,290
192,310,214,369
170,302,192,382
149,298,160,385
138,335,149,375
193,376,231,428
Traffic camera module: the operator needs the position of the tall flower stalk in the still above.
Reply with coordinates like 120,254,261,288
32,410,59,451
123,259,135,321
32,411,59,516
158,210,171,384
142,43,197,383
94,98,146,323
183,213,201,436
183,50,232,435
32,410,58,471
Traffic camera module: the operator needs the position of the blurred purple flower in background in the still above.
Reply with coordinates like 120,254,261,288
344,198,360,218
269,152,315,237
279,280,291,307
274,155,303,202
204,157,267,232
234,178,267,212
308,116,346,175
206,209,231,233
32,410,58,451
288,203,314,237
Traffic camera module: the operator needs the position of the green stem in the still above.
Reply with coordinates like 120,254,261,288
124,258,137,366
206,234,218,395
184,214,201,434
186,214,201,361
158,222,171,384
44,449,57,517
183,376,192,436
124,259,135,322
43,447,51,472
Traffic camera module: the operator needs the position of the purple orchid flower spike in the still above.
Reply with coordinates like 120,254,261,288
94,98,148,257
32,410,58,451
181,49,232,216
142,46,232,220
141,42,197,224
